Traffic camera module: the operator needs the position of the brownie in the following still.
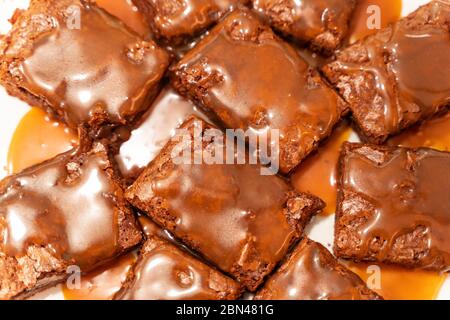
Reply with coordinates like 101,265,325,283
125,116,325,291
252,0,356,54
255,239,382,300
116,86,209,182
115,236,242,300
132,0,249,44
0,0,169,132
336,142,450,271
0,141,142,300
323,1,450,143
171,9,347,174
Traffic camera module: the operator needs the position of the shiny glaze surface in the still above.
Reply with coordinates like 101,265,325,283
0,147,121,269
5,0,168,128
348,0,402,43
328,1,450,136
7,108,77,174
256,240,377,300
389,113,450,151
174,9,343,173
117,87,206,179
119,238,240,300
136,0,247,40
340,144,450,269
291,122,351,215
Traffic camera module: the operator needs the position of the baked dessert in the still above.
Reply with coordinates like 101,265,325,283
0,0,169,133
116,86,209,182
171,9,347,174
125,116,325,291
132,0,249,44
255,238,382,300
252,0,356,54
0,141,142,300
323,1,450,143
115,236,242,300
336,142,450,271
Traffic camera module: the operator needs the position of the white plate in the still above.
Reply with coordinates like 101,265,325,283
0,0,448,300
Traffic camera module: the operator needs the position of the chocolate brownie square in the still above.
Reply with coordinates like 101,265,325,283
115,236,242,300
171,9,347,174
335,142,450,271
0,0,169,132
0,142,142,300
323,1,450,143
252,0,356,54
132,0,249,43
125,116,325,291
255,238,382,300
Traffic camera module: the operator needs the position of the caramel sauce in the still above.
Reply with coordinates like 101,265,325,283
7,108,77,174
291,123,352,215
389,113,450,151
95,0,149,37
348,0,403,43
63,252,137,300
347,262,446,300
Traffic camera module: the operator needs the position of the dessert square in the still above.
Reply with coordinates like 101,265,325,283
323,1,450,143
252,0,356,53
0,0,169,132
336,142,450,271
115,236,242,300
0,142,142,300
254,238,382,300
125,116,325,291
132,0,249,43
171,9,347,174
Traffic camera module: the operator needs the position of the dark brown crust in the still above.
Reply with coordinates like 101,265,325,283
322,1,450,143
335,142,449,271
114,236,243,300
0,141,142,300
125,116,324,291
254,238,382,300
0,0,168,134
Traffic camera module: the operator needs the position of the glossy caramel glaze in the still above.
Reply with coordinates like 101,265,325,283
116,87,208,181
1,144,138,269
132,0,249,42
348,0,402,43
253,0,356,53
96,0,150,37
116,237,242,300
63,252,137,300
255,239,381,300
291,122,352,215
126,117,324,291
336,143,450,271
172,9,346,174
7,108,77,174
389,113,450,151
0,0,169,130
323,1,450,143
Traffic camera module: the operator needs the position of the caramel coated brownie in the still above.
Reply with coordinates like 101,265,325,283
323,1,450,143
0,142,142,300
115,236,242,300
0,0,169,132
132,0,249,43
336,142,450,271
252,0,356,54
126,116,325,291
172,9,347,174
255,239,382,300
